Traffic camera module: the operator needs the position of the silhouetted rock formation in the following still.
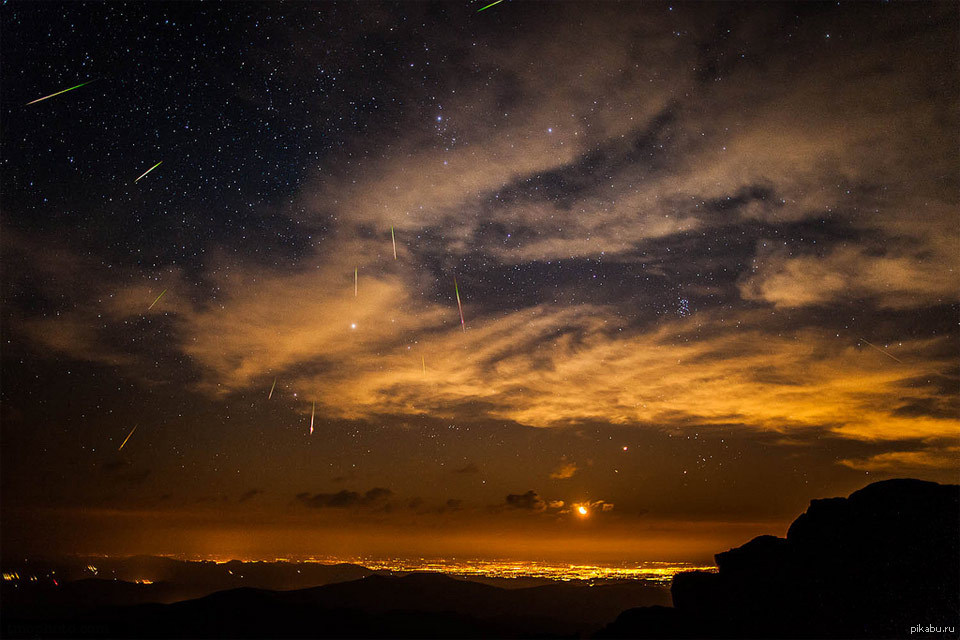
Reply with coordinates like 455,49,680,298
600,478,960,638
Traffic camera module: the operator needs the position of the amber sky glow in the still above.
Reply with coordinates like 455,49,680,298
1,1,956,563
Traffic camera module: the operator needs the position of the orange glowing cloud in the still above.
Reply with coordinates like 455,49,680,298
549,462,578,480
20,248,958,466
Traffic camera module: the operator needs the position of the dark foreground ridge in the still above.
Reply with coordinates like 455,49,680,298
2,570,668,638
3,479,957,638
600,478,959,638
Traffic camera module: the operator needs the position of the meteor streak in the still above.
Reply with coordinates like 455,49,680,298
476,0,503,12
355,267,358,297
422,355,426,376
391,226,397,260
309,402,315,435
859,338,903,364
118,425,137,451
147,289,167,310
134,161,163,183
454,277,465,332
26,80,95,105
268,377,277,399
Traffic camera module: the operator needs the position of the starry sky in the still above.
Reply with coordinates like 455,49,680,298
2,1,957,563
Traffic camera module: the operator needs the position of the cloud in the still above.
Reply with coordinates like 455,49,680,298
6,3,956,466
295,5,687,246
891,397,959,420
102,460,129,473
21,246,959,446
179,261,447,396
505,491,546,512
739,245,957,310
569,500,615,515
101,460,152,485
440,499,463,513
288,3,957,272
840,447,960,472
549,462,578,479
454,463,480,474
295,487,393,509
238,489,263,503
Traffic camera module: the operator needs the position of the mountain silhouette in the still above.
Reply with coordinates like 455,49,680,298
0,556,380,612
599,478,960,638
3,570,669,638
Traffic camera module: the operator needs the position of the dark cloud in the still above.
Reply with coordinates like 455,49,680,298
102,460,129,473
505,491,546,512
891,398,958,421
296,487,393,509
491,106,681,210
453,463,479,474
101,460,151,485
896,371,960,398
238,489,263,503
440,499,463,513
364,487,393,503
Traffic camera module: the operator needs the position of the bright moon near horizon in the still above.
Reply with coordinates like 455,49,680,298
578,506,588,516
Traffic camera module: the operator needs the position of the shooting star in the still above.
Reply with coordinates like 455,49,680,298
355,267,358,297
454,277,465,332
268,377,277,399
309,401,315,435
147,289,167,310
118,424,138,451
859,338,903,364
422,355,426,376
26,80,95,106
134,161,163,183
391,226,397,260
476,0,503,12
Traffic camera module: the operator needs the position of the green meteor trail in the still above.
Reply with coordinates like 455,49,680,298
476,0,503,12
26,80,95,106
135,161,163,183
147,289,167,310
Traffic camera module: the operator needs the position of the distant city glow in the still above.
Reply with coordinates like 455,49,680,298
141,554,717,585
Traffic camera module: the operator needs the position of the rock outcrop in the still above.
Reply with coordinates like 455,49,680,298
600,478,960,638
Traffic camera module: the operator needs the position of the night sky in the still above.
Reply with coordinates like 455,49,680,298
2,1,957,563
